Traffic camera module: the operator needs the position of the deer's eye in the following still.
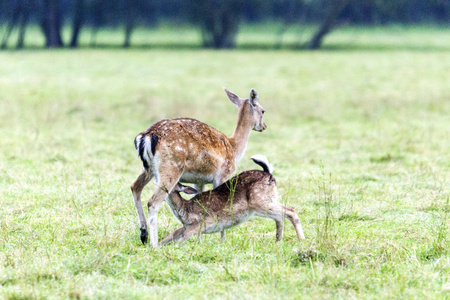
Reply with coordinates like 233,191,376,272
262,110,265,114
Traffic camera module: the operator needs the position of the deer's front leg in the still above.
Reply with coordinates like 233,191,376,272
131,169,152,244
148,167,182,247
147,188,167,247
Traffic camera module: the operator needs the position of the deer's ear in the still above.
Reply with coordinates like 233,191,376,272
249,89,259,106
181,185,199,195
224,88,243,108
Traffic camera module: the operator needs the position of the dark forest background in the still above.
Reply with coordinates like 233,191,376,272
1,0,449,49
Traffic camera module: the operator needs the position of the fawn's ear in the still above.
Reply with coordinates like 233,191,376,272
181,185,199,195
249,88,259,106
224,88,244,108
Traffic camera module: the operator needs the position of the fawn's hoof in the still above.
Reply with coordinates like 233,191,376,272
140,228,148,244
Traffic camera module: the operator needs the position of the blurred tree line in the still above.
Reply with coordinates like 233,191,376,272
1,0,449,49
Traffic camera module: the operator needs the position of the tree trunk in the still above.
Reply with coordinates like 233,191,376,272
41,0,63,48
307,0,351,50
195,0,243,49
123,0,138,48
123,2,133,48
123,24,133,48
70,0,85,48
1,1,23,49
16,0,32,49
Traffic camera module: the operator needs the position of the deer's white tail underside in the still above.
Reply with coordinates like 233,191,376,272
134,134,155,171
251,154,274,175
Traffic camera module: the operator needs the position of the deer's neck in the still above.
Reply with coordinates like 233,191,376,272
229,107,253,162
167,193,184,212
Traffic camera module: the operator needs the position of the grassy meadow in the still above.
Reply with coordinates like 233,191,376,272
0,26,450,299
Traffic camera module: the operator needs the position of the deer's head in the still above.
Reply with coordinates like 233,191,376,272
224,88,267,132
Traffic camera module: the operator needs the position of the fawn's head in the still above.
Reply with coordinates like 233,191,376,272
172,183,199,195
224,88,267,132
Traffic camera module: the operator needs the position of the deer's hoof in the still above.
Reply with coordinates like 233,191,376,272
140,228,148,244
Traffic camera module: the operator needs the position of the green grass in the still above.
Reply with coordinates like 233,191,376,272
1,26,450,299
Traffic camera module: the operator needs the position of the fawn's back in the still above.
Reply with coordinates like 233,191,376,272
170,170,277,228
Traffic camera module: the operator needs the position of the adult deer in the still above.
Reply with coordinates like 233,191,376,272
159,155,305,246
131,88,266,246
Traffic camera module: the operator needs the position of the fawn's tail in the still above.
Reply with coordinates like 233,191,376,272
251,154,274,175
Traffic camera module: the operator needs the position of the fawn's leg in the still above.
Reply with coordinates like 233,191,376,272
176,221,203,245
275,220,284,242
282,205,305,240
159,226,186,246
256,203,305,241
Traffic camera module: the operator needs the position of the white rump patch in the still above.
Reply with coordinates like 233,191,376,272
135,135,142,151
152,153,161,183
143,135,152,162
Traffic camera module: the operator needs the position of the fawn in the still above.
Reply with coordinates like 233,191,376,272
159,155,305,246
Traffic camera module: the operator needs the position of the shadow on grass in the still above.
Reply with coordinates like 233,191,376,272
2,42,450,52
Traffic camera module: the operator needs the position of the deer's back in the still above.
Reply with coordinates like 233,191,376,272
140,118,236,178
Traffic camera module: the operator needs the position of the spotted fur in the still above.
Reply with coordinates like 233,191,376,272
159,156,305,246
130,88,267,246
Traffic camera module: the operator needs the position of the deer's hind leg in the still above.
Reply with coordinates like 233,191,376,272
131,168,153,244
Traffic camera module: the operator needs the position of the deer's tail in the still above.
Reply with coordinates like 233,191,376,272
134,133,158,171
251,154,274,175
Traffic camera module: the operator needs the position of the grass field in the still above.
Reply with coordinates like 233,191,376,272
1,26,450,299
